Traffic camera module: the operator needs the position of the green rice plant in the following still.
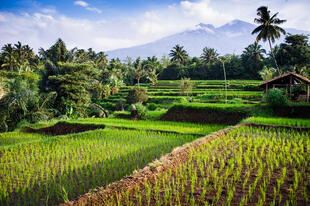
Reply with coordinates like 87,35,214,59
102,126,310,206
0,128,205,205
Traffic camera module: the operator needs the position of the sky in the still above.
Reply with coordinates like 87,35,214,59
0,0,309,52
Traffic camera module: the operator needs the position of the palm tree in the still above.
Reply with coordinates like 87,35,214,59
133,57,147,87
200,47,219,64
242,42,266,63
144,56,160,85
95,52,108,68
1,44,17,71
169,44,188,65
251,6,286,75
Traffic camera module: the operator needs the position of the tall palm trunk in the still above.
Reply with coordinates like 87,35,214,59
268,38,281,75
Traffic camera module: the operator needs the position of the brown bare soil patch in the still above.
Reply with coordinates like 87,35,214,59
160,107,248,125
24,122,105,136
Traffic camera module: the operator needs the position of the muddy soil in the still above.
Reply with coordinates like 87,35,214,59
24,122,105,136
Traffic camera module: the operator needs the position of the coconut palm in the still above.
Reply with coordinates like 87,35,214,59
1,44,17,71
242,42,266,63
200,47,219,64
144,56,160,85
169,44,188,65
132,57,147,87
95,51,108,68
251,6,286,75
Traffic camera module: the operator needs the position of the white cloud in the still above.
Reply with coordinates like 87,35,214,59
41,8,56,14
74,1,102,14
0,0,309,53
0,14,6,22
86,7,102,14
74,1,89,7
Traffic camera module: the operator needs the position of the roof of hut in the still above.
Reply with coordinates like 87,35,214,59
259,72,310,87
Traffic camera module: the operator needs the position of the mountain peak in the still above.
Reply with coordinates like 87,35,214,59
195,23,215,33
196,23,215,29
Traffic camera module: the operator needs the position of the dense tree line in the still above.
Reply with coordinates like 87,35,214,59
0,32,310,131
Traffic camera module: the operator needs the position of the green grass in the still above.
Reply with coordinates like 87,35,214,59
0,129,202,205
105,126,310,205
242,117,310,128
0,132,50,149
66,118,226,136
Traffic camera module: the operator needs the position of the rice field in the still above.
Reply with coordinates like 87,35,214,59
242,117,310,128
0,122,224,205
101,80,263,112
103,126,310,206
66,118,227,136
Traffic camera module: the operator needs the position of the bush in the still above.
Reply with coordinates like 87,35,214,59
133,103,147,120
146,103,158,111
263,88,288,108
228,98,244,104
126,87,148,104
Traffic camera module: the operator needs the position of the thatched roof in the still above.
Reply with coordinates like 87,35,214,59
259,72,310,87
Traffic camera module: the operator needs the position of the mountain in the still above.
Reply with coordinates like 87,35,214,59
106,19,310,60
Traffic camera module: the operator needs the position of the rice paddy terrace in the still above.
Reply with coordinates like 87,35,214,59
100,80,263,112
0,79,309,206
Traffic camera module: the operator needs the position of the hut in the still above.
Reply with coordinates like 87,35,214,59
259,72,310,102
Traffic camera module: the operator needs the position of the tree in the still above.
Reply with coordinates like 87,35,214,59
241,42,266,79
126,87,148,104
252,6,286,75
1,44,17,71
144,56,160,85
200,47,219,64
48,62,98,115
276,34,310,76
259,66,277,80
169,44,189,65
95,51,108,68
108,75,124,95
179,78,193,97
132,57,147,87
44,38,69,65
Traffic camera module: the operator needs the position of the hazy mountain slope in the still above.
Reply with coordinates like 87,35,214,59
106,19,310,60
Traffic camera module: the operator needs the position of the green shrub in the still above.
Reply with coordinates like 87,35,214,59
126,87,148,104
263,88,288,108
146,103,158,111
228,98,244,104
133,103,147,120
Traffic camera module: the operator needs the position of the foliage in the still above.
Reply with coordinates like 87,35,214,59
169,44,189,65
200,47,219,64
48,62,98,115
87,103,108,118
0,74,57,132
252,6,286,75
133,103,147,120
263,88,288,108
241,42,266,79
276,34,310,76
1,42,35,72
146,103,159,111
228,98,244,104
259,66,277,80
179,78,193,97
126,87,148,104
